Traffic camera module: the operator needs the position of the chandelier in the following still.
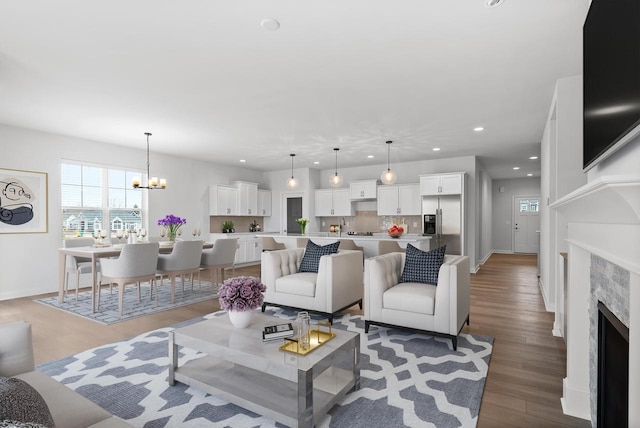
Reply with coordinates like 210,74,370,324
132,132,166,190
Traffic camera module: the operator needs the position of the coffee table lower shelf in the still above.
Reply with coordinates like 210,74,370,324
173,356,355,427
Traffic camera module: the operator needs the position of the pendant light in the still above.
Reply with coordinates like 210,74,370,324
380,140,397,185
286,153,299,189
132,132,166,190
329,147,343,187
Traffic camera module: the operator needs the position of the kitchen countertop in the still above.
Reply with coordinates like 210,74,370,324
260,233,431,258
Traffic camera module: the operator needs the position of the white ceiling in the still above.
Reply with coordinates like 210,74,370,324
0,0,588,179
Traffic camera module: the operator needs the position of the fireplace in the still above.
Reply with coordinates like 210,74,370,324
597,301,629,427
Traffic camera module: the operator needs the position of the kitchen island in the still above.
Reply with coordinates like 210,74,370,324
260,233,431,259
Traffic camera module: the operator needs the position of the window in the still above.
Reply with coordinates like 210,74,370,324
61,162,145,238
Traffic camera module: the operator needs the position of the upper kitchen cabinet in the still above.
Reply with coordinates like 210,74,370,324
377,184,421,216
209,185,238,215
258,189,272,217
419,173,464,195
349,180,377,200
233,181,258,216
315,188,354,217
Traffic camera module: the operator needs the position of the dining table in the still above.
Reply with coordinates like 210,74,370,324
58,241,214,313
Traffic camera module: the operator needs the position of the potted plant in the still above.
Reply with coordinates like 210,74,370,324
218,276,266,328
222,220,235,233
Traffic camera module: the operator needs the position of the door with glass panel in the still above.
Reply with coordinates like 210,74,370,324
513,197,540,254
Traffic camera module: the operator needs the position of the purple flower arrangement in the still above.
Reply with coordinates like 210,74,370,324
157,214,186,241
218,276,266,312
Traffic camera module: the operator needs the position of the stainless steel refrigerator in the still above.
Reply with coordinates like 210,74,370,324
422,195,463,255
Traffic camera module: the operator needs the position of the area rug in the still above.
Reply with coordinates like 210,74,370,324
37,307,493,427
34,280,218,325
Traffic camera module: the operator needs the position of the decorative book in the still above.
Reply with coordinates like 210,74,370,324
262,322,294,341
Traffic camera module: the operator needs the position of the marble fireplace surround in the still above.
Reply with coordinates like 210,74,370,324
551,175,640,426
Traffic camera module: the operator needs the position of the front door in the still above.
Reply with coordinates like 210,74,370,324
286,197,303,234
514,196,541,254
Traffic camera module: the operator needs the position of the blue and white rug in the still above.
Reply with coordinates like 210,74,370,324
35,279,218,325
37,308,493,427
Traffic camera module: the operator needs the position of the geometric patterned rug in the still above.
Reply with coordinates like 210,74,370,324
34,279,218,325
37,307,493,427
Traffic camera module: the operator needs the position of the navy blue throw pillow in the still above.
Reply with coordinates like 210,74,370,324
399,244,446,285
299,240,340,273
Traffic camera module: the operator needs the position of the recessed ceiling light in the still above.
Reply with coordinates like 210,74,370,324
367,155,374,158
485,0,505,8
513,166,520,170
529,156,539,160
432,147,441,151
313,161,320,165
473,127,484,132
527,173,533,176
260,18,280,31
240,159,246,163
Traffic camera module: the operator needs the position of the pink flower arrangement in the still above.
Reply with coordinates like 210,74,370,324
218,276,266,312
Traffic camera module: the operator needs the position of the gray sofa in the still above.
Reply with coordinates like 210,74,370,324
0,321,131,428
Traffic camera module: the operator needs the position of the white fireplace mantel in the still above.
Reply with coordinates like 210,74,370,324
550,175,640,225
550,174,639,425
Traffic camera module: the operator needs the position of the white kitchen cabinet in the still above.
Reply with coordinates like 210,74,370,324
349,180,377,200
210,233,263,264
377,184,420,216
234,181,258,216
258,189,272,216
315,188,354,217
419,173,463,195
209,185,238,215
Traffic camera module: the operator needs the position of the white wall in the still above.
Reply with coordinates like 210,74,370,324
492,178,541,253
476,160,493,267
0,124,264,300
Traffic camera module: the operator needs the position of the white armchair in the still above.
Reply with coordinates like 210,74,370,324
364,253,470,350
261,248,364,323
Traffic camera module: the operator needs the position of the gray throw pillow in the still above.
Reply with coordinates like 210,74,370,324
399,244,446,285
0,377,55,427
299,240,340,273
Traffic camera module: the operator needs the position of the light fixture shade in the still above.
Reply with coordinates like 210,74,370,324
329,147,343,187
286,176,298,189
381,169,397,185
381,140,397,185
330,173,343,187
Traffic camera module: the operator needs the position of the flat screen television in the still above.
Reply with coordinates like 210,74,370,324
583,0,640,171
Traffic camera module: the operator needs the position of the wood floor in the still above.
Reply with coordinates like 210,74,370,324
0,254,589,427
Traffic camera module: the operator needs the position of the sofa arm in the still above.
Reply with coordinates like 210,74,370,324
0,321,35,377
317,250,364,312
364,252,404,320
261,248,304,292
433,255,470,335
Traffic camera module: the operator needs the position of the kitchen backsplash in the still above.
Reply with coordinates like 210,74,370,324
210,216,263,233
318,211,422,234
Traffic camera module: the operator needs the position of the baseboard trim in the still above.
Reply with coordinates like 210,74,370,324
561,378,591,421
538,277,555,312
552,320,563,337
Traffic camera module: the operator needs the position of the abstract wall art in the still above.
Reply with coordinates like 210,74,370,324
0,168,48,233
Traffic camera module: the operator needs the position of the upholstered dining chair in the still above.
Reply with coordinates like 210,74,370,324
378,240,405,255
98,242,160,317
156,240,204,304
200,238,238,286
260,236,285,252
63,237,98,300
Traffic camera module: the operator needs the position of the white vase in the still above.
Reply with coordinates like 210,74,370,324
228,309,255,328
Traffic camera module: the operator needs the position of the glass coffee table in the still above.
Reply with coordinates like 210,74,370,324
168,312,360,428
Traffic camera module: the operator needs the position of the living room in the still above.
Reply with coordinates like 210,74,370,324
1,1,639,427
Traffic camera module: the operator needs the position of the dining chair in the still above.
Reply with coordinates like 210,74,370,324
156,240,204,304
296,237,309,248
98,242,160,317
378,240,405,255
63,237,98,301
260,236,285,252
200,238,238,287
